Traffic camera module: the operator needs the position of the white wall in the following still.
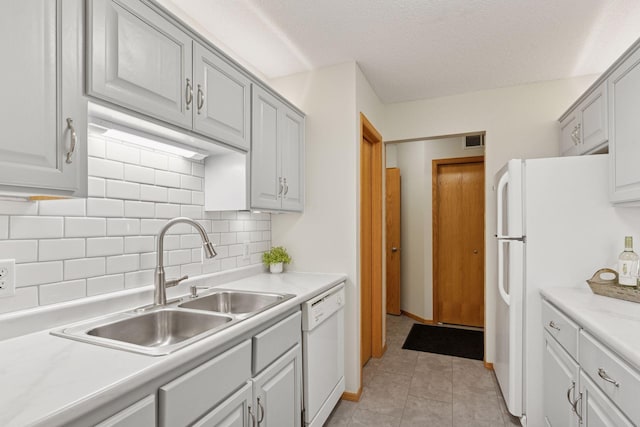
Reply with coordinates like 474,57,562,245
390,137,484,321
269,62,361,393
384,74,598,363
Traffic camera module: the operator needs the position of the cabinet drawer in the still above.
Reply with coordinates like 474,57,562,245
96,395,155,427
253,311,301,374
159,340,251,427
542,300,579,359
579,330,640,423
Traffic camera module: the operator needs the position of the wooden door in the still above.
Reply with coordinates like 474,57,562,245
433,157,484,327
193,41,251,151
385,168,401,315
361,139,373,365
88,0,193,128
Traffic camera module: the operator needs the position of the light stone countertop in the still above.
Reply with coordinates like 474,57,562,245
0,270,347,427
541,286,640,372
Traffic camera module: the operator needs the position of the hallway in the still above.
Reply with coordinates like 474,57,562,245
326,315,521,426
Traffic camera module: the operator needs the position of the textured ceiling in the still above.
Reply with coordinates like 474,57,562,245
163,0,640,103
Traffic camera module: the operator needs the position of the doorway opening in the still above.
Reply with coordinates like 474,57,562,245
360,113,384,376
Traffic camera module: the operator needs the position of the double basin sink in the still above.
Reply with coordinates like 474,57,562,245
53,289,295,356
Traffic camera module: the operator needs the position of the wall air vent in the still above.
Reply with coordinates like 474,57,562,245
464,134,485,149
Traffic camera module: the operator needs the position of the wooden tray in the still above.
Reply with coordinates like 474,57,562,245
586,268,640,304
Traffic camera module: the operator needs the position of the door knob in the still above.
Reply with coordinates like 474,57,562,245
392,247,398,252
473,249,478,254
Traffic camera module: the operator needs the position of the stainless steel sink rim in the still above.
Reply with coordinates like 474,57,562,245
51,289,295,356
179,289,295,319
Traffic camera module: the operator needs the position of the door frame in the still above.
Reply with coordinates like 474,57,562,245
360,113,384,365
432,155,485,324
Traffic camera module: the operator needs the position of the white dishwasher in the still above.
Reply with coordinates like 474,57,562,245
302,282,345,427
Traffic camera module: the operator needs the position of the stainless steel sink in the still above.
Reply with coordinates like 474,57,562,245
53,308,235,356
179,290,294,317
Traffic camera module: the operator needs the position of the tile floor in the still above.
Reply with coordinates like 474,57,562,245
325,314,521,426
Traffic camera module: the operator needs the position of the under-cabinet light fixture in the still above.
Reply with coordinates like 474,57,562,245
89,120,208,160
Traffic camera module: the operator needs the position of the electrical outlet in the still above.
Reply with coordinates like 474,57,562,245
243,241,250,260
0,259,15,298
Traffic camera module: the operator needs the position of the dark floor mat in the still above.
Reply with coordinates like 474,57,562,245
402,324,484,360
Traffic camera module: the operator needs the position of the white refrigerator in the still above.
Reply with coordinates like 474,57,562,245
494,154,640,426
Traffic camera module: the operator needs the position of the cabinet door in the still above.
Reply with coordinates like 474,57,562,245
579,371,633,427
578,82,608,154
0,0,86,196
543,332,580,427
193,382,252,427
608,47,640,203
96,395,155,427
193,42,251,151
559,113,579,157
88,0,193,129
279,108,305,212
251,86,282,210
252,344,302,427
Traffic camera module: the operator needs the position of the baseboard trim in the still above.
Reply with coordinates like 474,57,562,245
401,310,433,324
484,361,494,370
342,387,362,402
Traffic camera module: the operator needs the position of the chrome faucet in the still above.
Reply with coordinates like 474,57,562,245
154,217,217,306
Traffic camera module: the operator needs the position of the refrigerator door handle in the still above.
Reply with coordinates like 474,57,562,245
498,240,511,305
496,171,509,239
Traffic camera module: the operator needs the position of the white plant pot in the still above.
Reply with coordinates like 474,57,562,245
269,262,284,274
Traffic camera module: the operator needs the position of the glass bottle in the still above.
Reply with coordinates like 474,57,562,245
618,236,639,286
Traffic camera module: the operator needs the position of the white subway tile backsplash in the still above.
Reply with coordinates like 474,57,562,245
16,261,63,287
1,133,269,315
168,188,191,204
39,239,85,261
155,204,181,219
89,157,124,180
124,236,154,254
107,218,140,236
169,157,192,175
86,237,123,257
156,170,181,188
124,201,155,218
39,199,86,217
65,217,106,237
64,258,105,280
181,175,202,191
87,274,124,296
106,180,140,200
140,150,168,170
87,198,124,217
125,269,153,289
106,140,140,164
0,287,38,314
39,279,86,305
87,177,106,197
0,240,38,263
124,164,155,185
140,185,168,202
106,254,139,274
11,217,63,239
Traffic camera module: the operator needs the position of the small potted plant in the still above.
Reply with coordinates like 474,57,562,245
262,246,292,273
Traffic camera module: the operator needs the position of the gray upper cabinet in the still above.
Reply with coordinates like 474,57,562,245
88,0,193,129
0,0,87,197
251,86,305,212
558,82,608,157
193,42,251,151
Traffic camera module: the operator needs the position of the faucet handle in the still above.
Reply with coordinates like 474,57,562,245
165,274,189,288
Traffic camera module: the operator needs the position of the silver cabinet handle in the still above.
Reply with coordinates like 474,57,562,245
283,177,289,196
278,177,284,197
65,118,77,164
197,84,204,114
249,405,256,427
185,78,193,110
257,397,265,425
573,392,583,424
597,368,620,387
566,381,575,408
548,321,561,331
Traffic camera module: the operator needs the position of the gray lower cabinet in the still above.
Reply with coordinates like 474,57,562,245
543,331,579,427
193,382,253,427
95,395,156,427
0,0,87,197
579,371,633,427
88,0,193,129
251,86,305,212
